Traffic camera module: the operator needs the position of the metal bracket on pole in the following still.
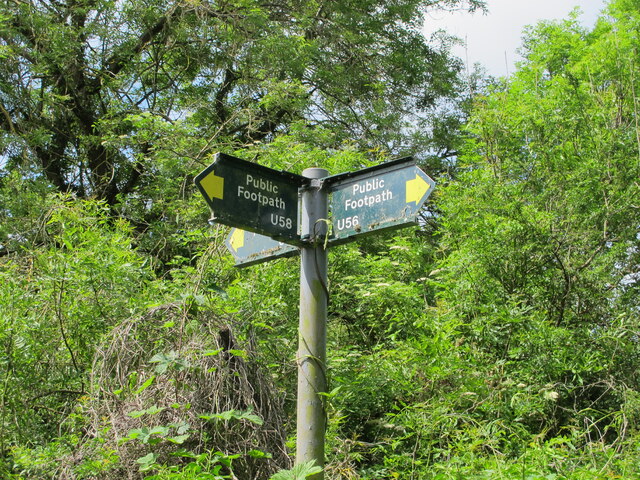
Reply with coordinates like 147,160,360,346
296,167,329,479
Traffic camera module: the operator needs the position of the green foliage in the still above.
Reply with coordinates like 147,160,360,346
419,1,640,478
329,231,436,348
199,408,264,426
3,1,640,479
0,195,155,452
0,0,477,210
269,460,323,480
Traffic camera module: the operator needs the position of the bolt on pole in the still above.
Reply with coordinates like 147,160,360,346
296,167,329,479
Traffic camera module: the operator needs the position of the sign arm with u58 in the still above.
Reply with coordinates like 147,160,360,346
194,153,308,246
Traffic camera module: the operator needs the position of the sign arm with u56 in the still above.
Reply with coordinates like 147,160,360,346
323,157,435,244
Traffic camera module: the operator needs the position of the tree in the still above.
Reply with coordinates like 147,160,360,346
429,0,640,473
1,2,488,474
0,0,483,206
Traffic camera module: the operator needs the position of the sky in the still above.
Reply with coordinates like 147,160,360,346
424,0,609,77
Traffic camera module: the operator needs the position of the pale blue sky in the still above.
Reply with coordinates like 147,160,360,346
425,0,608,77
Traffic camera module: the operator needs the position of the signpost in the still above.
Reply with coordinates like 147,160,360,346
296,169,329,476
195,154,435,479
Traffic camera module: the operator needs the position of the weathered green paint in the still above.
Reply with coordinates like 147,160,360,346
194,153,307,244
326,157,435,243
225,228,299,267
297,168,328,480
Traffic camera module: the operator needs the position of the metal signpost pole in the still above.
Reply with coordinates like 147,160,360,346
195,155,436,477
296,167,329,479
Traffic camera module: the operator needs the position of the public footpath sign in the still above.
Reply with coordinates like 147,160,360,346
325,157,435,243
196,155,435,265
225,228,298,267
196,155,435,479
194,153,306,244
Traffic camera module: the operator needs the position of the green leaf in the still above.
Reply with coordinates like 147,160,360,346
247,449,272,458
149,425,170,436
199,408,264,425
228,349,248,359
136,452,158,472
145,405,165,415
133,375,155,394
269,460,322,480
167,434,190,444
204,348,223,356
127,409,147,419
127,405,165,418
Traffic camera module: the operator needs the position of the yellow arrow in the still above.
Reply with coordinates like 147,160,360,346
229,228,245,252
406,173,430,204
199,170,224,200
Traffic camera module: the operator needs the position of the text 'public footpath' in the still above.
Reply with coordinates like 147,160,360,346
237,174,286,210
344,178,393,211
236,173,294,232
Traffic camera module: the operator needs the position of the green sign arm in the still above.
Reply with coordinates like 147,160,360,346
225,228,299,267
194,153,308,245
325,157,435,243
